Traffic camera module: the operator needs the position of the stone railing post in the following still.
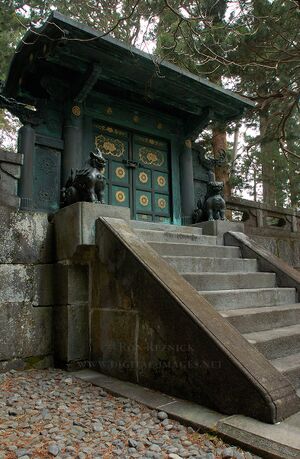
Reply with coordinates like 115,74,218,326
257,208,264,227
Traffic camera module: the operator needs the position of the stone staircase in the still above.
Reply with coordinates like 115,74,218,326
131,220,300,397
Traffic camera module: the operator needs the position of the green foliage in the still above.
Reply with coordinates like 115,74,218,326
154,0,300,206
0,2,23,80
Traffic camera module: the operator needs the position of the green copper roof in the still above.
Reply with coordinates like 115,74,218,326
4,11,255,129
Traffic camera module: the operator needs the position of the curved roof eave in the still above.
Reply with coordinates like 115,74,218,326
4,11,256,124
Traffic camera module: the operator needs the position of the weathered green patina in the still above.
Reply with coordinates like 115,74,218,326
4,11,254,222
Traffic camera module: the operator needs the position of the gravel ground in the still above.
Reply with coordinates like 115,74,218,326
0,369,262,459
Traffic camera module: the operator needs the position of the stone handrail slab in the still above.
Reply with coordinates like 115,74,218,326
224,231,300,300
93,216,300,423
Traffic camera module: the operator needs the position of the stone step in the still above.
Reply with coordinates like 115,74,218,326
221,304,300,334
271,352,300,389
200,288,296,311
149,242,241,258
131,221,203,234
244,324,300,360
163,256,258,273
183,272,276,291
136,229,217,244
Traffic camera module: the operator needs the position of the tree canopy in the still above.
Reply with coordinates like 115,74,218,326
1,0,300,206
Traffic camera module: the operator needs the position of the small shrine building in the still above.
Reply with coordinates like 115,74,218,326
4,11,254,224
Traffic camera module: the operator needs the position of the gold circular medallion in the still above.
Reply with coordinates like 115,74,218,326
147,152,158,163
158,198,167,209
139,172,148,184
115,167,125,179
157,176,166,187
140,195,149,207
133,115,139,124
116,191,125,203
103,141,116,153
106,107,113,115
72,105,81,117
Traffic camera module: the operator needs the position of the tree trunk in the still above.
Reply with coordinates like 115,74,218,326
259,111,276,206
212,123,231,199
232,123,240,164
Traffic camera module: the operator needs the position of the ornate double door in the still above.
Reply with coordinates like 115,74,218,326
94,123,171,222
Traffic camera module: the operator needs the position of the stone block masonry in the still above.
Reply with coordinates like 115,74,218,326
0,205,55,371
0,201,132,372
52,202,130,369
0,205,54,264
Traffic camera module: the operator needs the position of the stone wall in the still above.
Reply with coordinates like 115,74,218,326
0,205,54,371
2,196,300,374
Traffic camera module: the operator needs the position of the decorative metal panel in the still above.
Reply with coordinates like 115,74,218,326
153,171,169,193
137,168,150,188
136,213,153,222
133,134,171,222
94,123,130,210
95,134,126,158
113,164,128,183
154,193,169,215
134,135,168,150
94,124,127,138
33,146,61,211
93,123,171,221
136,190,152,212
138,146,165,168
111,185,129,207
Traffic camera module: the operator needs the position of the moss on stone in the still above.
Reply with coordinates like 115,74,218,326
24,355,46,369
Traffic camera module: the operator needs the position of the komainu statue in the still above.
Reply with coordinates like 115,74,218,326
193,180,226,223
61,149,106,206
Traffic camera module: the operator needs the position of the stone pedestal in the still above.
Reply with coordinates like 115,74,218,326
54,202,130,261
193,220,245,244
53,202,130,369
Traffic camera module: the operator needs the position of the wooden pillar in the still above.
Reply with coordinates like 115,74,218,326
62,102,83,186
180,139,195,224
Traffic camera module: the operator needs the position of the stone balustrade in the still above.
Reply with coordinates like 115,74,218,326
227,196,300,233
226,196,300,268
